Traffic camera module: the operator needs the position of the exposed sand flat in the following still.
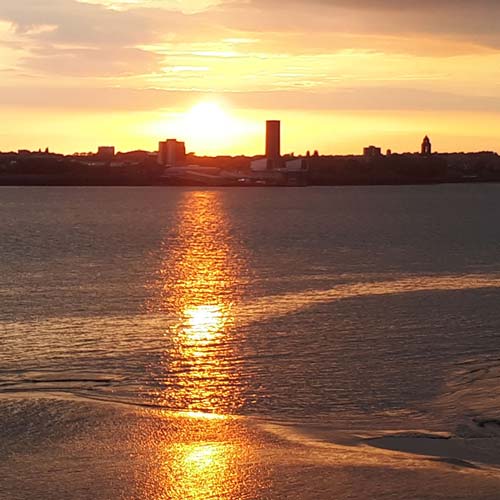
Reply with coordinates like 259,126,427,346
365,432,500,470
2,397,500,500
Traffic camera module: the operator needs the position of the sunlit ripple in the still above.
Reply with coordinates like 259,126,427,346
139,412,261,500
182,304,229,343
167,441,233,499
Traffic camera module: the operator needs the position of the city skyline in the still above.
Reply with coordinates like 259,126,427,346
1,1,500,154
4,130,440,158
3,125,485,159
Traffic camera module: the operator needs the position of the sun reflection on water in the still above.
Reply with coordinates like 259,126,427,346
183,304,227,343
142,412,261,500
151,191,244,415
147,190,245,415
142,190,253,499
169,441,233,499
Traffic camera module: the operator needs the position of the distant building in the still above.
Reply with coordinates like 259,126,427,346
97,146,115,160
158,139,186,166
266,120,281,169
250,158,270,172
363,146,382,158
285,158,308,172
421,136,432,155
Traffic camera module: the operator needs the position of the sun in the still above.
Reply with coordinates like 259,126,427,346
180,101,254,152
146,100,261,155
183,101,232,140
179,101,239,154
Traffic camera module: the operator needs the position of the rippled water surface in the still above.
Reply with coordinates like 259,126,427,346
1,185,500,499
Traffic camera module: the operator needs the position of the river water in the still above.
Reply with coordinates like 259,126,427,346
1,185,500,499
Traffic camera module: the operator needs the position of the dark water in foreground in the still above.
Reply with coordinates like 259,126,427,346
1,185,500,499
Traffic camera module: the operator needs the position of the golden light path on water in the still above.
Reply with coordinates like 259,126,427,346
142,190,255,499
157,189,244,415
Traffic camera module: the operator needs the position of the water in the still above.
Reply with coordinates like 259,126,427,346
1,185,500,499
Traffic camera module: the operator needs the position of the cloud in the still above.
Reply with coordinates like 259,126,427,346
223,0,500,48
0,0,185,76
0,0,163,46
79,0,223,14
0,0,241,77
24,46,161,76
0,0,499,89
2,0,500,56
2,85,500,114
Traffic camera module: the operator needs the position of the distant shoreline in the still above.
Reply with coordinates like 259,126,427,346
2,150,500,186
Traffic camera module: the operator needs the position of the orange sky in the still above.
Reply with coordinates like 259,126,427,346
1,1,500,155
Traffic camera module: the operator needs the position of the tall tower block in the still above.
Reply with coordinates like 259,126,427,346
266,120,281,168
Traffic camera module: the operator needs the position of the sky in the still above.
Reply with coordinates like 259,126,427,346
1,0,500,155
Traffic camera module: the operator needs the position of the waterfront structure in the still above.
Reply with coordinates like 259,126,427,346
266,120,281,169
158,139,186,166
284,158,309,186
421,136,432,155
285,158,308,172
250,158,269,172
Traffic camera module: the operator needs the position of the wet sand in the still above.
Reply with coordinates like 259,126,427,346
1,396,500,500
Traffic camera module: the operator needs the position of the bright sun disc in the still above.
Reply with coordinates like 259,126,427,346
147,100,261,155
187,102,228,127
182,101,235,145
